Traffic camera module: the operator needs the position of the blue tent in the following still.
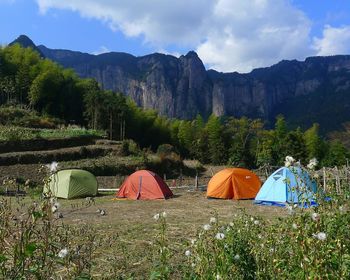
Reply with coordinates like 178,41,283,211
255,166,317,206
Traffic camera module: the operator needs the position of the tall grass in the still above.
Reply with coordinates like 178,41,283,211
0,126,103,141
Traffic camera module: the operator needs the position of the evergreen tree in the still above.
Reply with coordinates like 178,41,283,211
206,114,226,164
322,141,348,167
284,128,307,163
304,123,323,160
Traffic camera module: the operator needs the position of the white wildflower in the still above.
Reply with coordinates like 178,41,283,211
216,274,221,280
234,254,240,260
311,213,320,222
292,223,298,229
285,156,295,163
307,158,318,170
250,217,254,221
203,224,211,231
185,250,191,257
162,211,167,218
47,161,59,173
254,220,260,225
215,233,225,240
313,232,327,241
286,205,294,215
153,213,160,220
58,248,68,258
285,156,295,167
51,205,58,213
210,217,217,224
50,197,57,204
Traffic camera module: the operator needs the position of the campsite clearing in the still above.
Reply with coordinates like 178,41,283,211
31,188,285,277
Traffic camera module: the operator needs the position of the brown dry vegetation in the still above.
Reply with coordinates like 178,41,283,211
43,189,286,278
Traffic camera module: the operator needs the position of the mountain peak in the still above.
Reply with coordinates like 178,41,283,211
185,50,199,59
9,35,44,58
10,35,35,48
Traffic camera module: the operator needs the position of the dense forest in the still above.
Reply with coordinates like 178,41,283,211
0,44,349,168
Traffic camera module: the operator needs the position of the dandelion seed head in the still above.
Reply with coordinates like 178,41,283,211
47,161,59,173
203,224,211,231
311,213,320,222
215,232,225,240
185,250,191,257
153,213,160,220
58,248,68,258
315,232,327,241
234,254,240,260
51,205,58,213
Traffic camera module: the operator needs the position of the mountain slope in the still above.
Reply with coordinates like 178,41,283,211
10,35,45,58
10,35,350,131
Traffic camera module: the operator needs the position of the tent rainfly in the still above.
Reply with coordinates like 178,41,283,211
207,168,262,199
255,166,317,205
44,169,98,199
116,170,173,200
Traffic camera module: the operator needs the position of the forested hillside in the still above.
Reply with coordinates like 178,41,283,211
0,44,349,167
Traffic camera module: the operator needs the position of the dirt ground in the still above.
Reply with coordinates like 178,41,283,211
48,188,286,278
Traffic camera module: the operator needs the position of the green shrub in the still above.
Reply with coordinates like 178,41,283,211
157,144,177,157
0,106,60,128
121,139,141,156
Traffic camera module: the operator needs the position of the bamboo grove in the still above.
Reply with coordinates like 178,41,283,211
0,44,349,168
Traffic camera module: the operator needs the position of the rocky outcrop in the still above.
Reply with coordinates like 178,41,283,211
38,43,350,122
10,36,347,127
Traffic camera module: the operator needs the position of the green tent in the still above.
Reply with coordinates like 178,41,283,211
44,169,98,199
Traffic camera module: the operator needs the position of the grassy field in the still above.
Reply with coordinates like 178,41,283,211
0,125,103,141
8,189,286,279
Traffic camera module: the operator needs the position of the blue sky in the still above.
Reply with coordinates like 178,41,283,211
1,0,350,73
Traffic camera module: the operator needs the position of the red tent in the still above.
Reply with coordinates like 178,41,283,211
116,170,173,200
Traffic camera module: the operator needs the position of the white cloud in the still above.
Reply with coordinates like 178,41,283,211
313,25,350,56
36,0,316,72
197,0,313,72
92,45,110,55
36,0,214,46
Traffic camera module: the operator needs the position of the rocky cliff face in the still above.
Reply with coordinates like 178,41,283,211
32,38,350,129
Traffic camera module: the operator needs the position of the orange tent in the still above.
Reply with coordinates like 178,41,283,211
207,168,261,199
116,170,173,200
